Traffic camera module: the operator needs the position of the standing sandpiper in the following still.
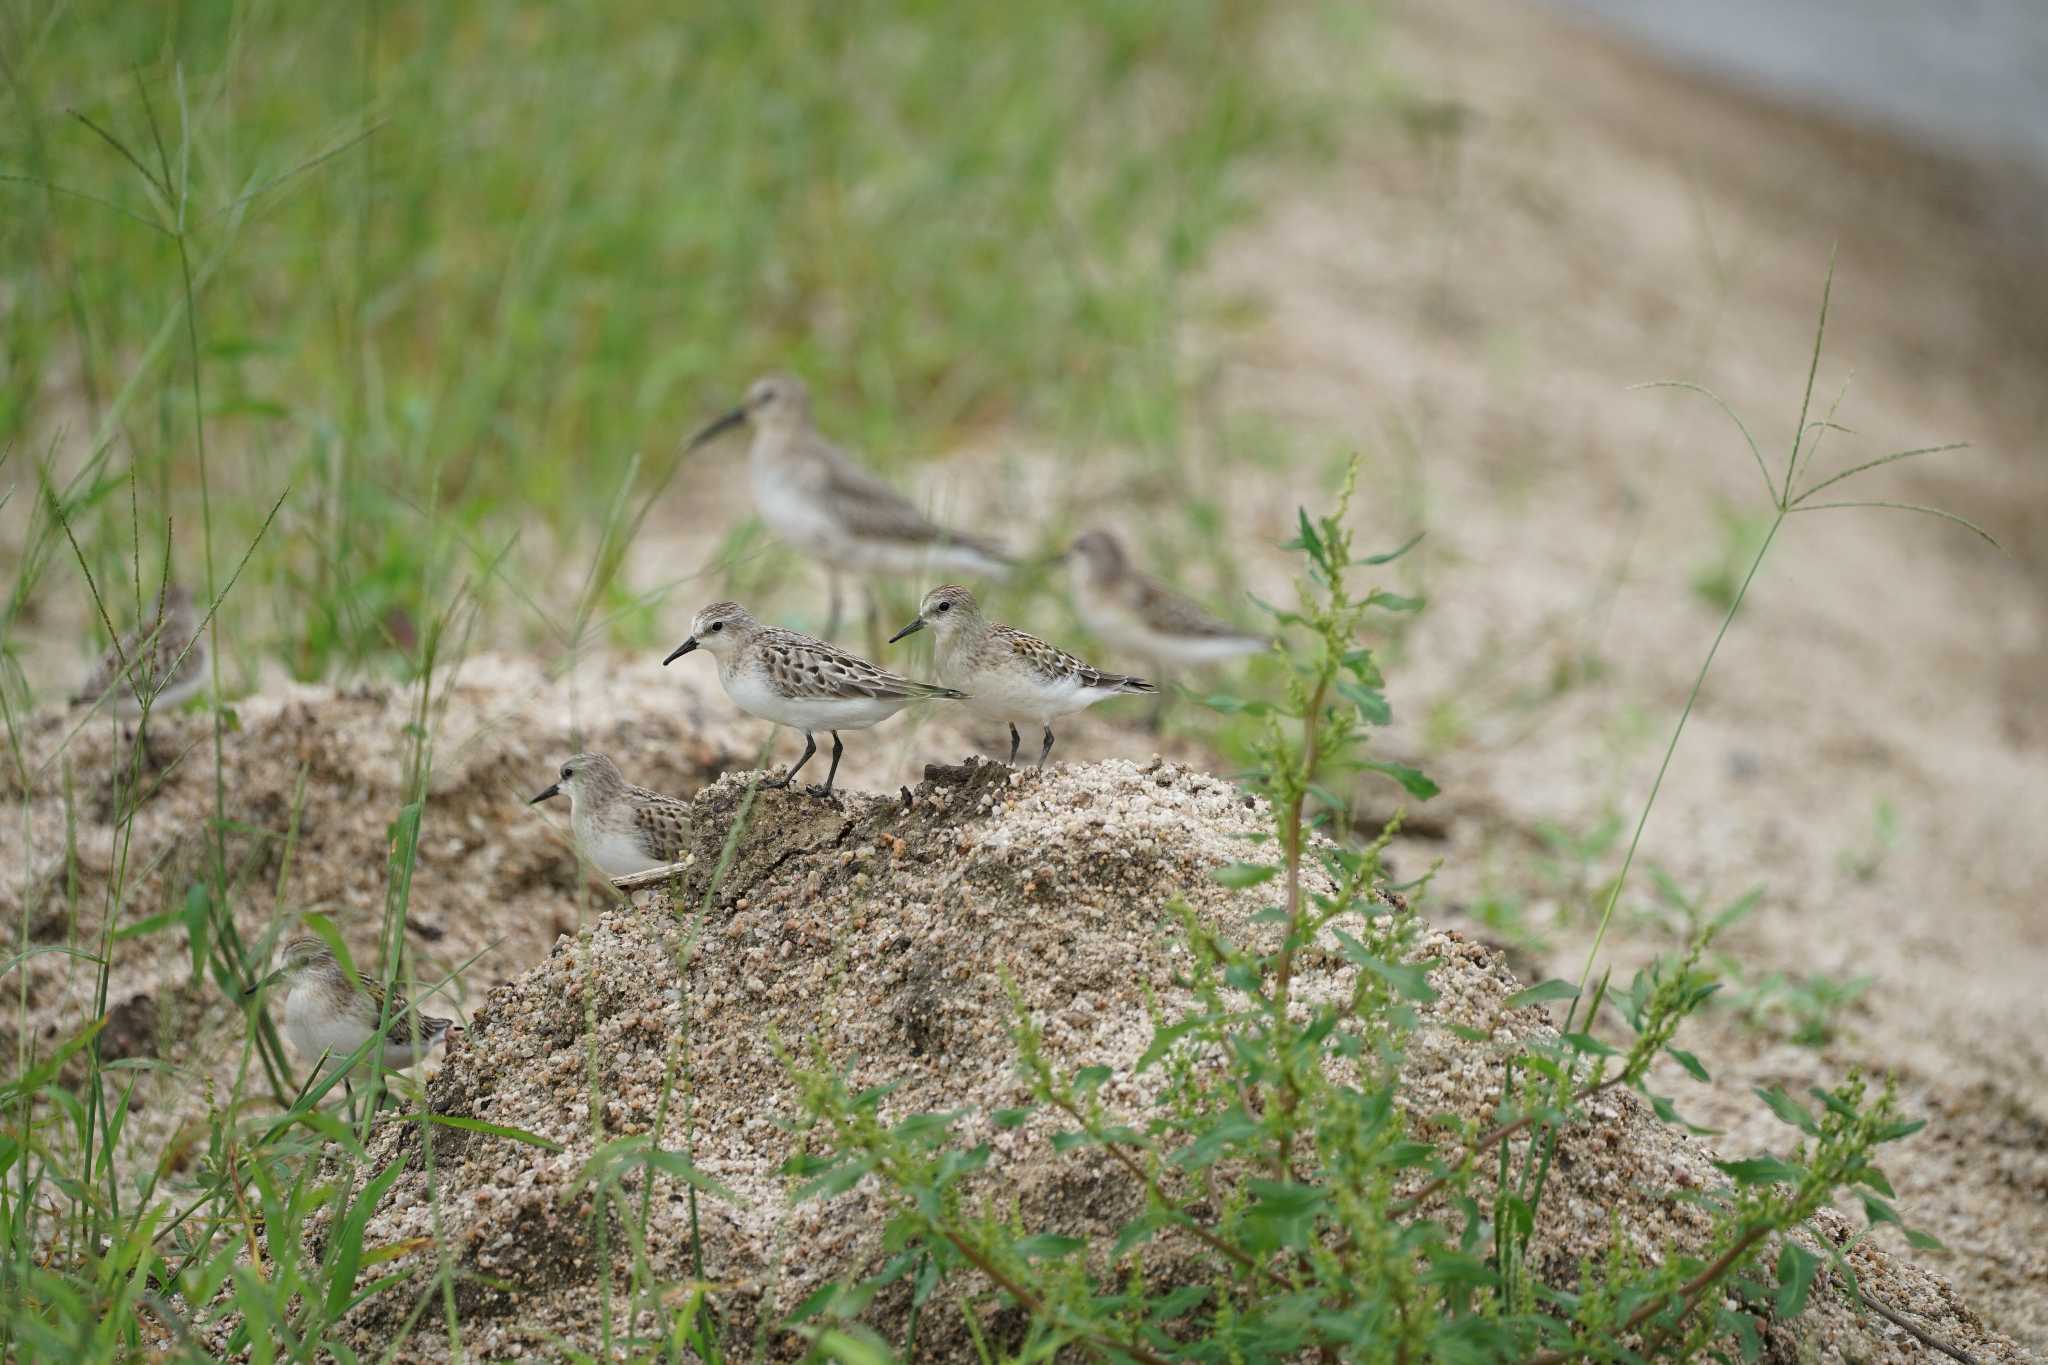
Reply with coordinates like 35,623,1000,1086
685,374,1011,637
664,600,965,798
1064,528,1269,724
889,585,1155,768
528,752,692,879
244,935,453,1101
71,584,206,718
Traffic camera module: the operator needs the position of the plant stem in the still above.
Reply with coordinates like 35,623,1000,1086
1572,514,1782,1001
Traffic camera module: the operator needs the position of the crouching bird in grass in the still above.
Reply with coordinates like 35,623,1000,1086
664,600,965,799
244,935,454,1116
890,584,1154,768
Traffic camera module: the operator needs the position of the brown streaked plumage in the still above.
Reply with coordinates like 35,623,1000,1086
889,585,1153,768
249,935,453,1076
663,600,965,797
685,374,1011,636
528,752,693,879
1067,529,1272,660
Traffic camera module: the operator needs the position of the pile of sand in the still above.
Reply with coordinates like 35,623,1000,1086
284,756,2024,1362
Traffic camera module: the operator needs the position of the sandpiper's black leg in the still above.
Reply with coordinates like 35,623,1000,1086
767,732,817,789
1007,723,1022,767
1038,725,1055,769
810,732,845,798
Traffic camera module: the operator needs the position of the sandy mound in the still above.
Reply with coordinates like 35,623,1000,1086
300,759,2029,1363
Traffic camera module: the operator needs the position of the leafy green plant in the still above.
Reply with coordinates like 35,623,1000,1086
773,459,1933,1361
1723,971,1873,1048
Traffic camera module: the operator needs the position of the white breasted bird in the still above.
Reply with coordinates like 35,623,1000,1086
685,373,1011,636
244,935,453,1103
528,752,692,879
664,600,965,797
889,584,1154,768
1064,528,1269,724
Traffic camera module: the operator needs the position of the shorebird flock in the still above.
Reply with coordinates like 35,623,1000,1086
83,370,1273,1087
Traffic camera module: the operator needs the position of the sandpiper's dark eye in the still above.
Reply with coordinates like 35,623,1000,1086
561,767,572,780
710,621,723,632
937,601,950,612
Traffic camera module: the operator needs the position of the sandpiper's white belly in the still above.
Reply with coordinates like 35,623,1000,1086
752,462,842,553
575,814,665,878
284,985,442,1071
724,668,907,733
836,536,1008,579
284,987,375,1069
949,667,1099,727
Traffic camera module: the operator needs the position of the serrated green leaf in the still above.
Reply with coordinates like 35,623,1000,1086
1362,759,1439,800
1336,679,1391,725
1666,1047,1711,1083
1356,532,1425,565
1073,1066,1112,1093
1717,1156,1806,1187
1014,1234,1086,1261
1212,862,1279,889
1756,1087,1820,1135
1506,980,1580,1009
1287,507,1326,568
1331,929,1439,1002
1774,1243,1821,1317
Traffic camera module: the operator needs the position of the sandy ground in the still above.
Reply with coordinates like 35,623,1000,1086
4,0,2045,1354
1203,0,2048,1344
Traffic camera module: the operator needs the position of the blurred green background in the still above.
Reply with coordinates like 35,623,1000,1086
1,0,1350,697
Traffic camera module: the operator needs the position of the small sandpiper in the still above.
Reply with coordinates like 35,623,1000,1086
245,935,453,1100
528,751,692,879
71,584,206,718
889,584,1155,768
1064,528,1269,723
685,373,1011,636
664,600,965,797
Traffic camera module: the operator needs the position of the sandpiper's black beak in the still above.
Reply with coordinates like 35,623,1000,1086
685,406,747,451
887,617,927,644
663,637,699,665
243,967,284,998
528,782,561,805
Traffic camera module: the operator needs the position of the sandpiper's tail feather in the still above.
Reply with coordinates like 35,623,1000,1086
1076,668,1155,695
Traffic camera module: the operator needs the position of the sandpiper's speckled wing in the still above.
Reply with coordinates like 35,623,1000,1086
73,597,202,709
805,435,1011,563
760,628,965,701
990,625,1156,693
364,978,454,1048
1129,574,1267,644
626,786,692,862
383,1009,453,1048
